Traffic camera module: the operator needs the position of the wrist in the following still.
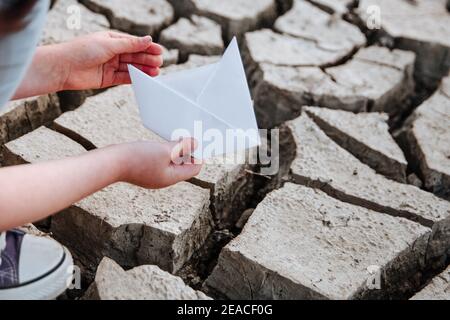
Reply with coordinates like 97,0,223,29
36,43,72,92
107,144,132,183
53,43,73,92
12,44,71,99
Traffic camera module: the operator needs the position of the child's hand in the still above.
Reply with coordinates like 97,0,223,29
14,31,163,99
0,138,202,230
59,31,163,91
114,138,202,189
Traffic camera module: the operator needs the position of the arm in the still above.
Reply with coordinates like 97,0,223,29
0,139,201,231
13,31,163,99
11,44,67,99
1,31,199,231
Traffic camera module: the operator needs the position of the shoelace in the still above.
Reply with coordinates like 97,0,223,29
0,232,6,266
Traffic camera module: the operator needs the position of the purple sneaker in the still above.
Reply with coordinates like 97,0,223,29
0,230,73,300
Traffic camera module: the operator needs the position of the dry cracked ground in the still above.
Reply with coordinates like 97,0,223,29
1,0,449,300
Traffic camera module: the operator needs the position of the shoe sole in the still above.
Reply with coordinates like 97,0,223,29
0,247,74,300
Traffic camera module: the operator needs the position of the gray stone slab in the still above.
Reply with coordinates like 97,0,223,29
168,0,278,40
274,0,365,55
0,95,61,144
52,181,211,273
286,113,450,266
304,106,407,182
411,265,450,300
85,257,211,300
251,46,415,128
244,1,365,71
206,183,430,299
160,15,224,61
397,77,450,199
80,0,174,36
244,29,353,68
358,0,450,87
2,126,86,165
161,55,220,74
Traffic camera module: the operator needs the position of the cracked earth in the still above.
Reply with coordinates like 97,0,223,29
1,0,449,300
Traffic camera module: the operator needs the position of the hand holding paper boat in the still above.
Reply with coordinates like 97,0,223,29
129,38,260,159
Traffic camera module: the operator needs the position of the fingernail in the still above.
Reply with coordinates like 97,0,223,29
141,35,152,43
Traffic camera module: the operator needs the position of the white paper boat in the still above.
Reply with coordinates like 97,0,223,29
128,37,260,159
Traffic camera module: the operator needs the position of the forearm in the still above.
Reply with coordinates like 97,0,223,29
12,44,68,100
0,146,125,231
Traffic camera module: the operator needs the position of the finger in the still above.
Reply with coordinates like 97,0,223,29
119,63,160,76
170,138,198,156
169,163,203,182
111,72,131,86
108,31,151,41
145,43,164,55
170,138,198,165
109,32,162,56
120,53,163,67
109,35,153,55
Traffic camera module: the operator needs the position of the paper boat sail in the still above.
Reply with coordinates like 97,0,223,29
128,37,260,159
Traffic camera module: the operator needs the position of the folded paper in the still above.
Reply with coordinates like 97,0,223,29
128,37,260,159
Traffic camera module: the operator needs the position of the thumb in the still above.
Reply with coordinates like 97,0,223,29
170,138,199,165
166,138,203,184
169,162,203,183
109,35,152,54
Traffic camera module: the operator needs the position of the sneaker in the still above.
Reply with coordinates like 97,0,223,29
0,230,73,300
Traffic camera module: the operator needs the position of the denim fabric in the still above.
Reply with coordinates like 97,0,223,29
0,230,25,288
0,0,49,109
